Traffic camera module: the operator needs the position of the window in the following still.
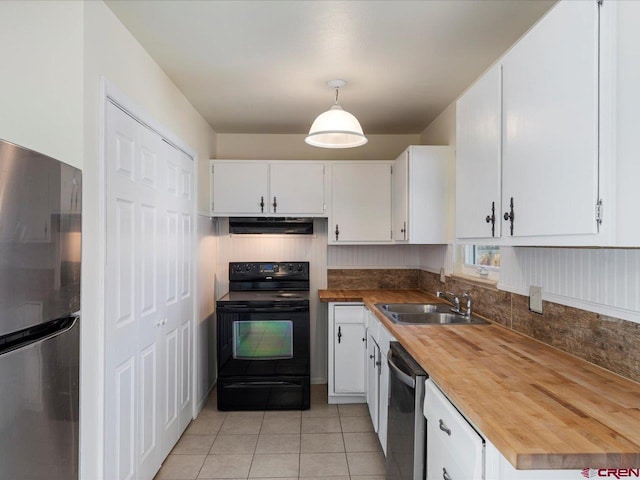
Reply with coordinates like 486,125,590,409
465,245,500,268
456,245,500,282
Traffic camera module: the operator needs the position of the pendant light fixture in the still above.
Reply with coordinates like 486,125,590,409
305,79,368,149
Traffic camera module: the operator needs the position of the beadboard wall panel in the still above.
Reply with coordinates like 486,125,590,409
214,218,329,383
499,246,640,323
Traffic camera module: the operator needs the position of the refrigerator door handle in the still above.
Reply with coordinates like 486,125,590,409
0,315,79,357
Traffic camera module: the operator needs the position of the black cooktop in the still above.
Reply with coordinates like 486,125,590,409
218,262,310,304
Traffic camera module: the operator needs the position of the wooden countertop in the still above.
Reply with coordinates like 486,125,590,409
320,289,640,470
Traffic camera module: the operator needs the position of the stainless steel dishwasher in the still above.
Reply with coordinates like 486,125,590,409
386,342,427,480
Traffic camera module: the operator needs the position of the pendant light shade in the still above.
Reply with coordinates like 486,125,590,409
305,80,368,149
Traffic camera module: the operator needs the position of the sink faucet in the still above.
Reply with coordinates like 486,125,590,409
461,293,472,317
436,291,460,313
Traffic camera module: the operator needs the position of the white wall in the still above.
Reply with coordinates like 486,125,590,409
217,133,420,160
196,216,217,407
419,102,456,147
0,1,84,167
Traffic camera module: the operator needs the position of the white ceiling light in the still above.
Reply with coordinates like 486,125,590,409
305,80,368,149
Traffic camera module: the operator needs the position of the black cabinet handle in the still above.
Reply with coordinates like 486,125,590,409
337,326,342,343
335,224,339,241
272,196,277,213
439,419,451,436
260,196,265,213
503,197,514,236
443,467,453,480
485,201,496,237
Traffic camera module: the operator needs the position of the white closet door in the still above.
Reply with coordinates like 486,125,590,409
105,102,140,480
161,143,194,457
176,148,194,433
105,102,193,480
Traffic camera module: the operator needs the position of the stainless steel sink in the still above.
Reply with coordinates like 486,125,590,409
375,303,489,326
377,303,451,314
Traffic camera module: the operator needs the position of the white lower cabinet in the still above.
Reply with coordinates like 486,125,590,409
425,379,580,480
328,303,366,403
365,327,380,432
376,317,395,455
365,308,395,454
424,379,483,480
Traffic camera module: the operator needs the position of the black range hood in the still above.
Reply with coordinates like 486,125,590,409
229,217,314,235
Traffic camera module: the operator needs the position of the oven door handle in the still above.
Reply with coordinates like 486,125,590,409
226,381,300,388
218,305,309,313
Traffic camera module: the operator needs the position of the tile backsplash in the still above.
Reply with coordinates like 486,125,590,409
327,268,640,384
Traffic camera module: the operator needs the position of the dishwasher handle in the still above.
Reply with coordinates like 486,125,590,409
387,349,415,389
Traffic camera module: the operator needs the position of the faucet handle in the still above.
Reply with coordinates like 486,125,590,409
461,293,472,316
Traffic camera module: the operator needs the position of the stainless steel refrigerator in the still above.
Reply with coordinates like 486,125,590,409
0,139,81,480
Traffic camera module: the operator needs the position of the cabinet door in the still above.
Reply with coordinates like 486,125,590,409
393,152,409,242
269,162,325,215
330,162,392,244
456,63,502,239
366,331,380,432
501,1,599,238
377,324,395,455
333,305,366,394
211,161,268,215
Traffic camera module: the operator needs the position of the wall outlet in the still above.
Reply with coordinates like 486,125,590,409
529,285,543,314
440,268,446,283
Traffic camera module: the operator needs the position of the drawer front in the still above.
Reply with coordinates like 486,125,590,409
424,379,483,479
334,304,364,324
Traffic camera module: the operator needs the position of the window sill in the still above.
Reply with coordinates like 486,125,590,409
450,273,499,290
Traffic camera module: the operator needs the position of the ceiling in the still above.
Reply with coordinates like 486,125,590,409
105,0,555,135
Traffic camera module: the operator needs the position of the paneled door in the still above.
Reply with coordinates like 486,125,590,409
105,101,194,480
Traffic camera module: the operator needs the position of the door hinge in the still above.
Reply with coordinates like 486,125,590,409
390,165,393,174
596,199,604,225
211,201,214,211
390,230,393,240
211,165,214,174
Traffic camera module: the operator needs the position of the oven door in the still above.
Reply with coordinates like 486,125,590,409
216,302,310,410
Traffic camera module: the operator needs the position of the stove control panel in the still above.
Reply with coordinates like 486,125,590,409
229,262,309,280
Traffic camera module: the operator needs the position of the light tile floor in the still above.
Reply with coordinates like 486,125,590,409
154,384,386,480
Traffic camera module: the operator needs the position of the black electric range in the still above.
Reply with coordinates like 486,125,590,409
216,262,310,410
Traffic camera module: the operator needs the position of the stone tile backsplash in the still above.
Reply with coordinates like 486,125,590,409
419,269,640,384
328,268,640,384
327,269,420,290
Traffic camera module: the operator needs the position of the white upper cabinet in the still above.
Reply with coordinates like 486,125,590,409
269,162,325,215
455,64,502,240
211,161,269,215
210,160,326,216
393,145,452,244
329,162,393,244
611,0,640,246
501,0,600,239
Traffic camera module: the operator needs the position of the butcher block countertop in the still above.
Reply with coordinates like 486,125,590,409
319,289,640,470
